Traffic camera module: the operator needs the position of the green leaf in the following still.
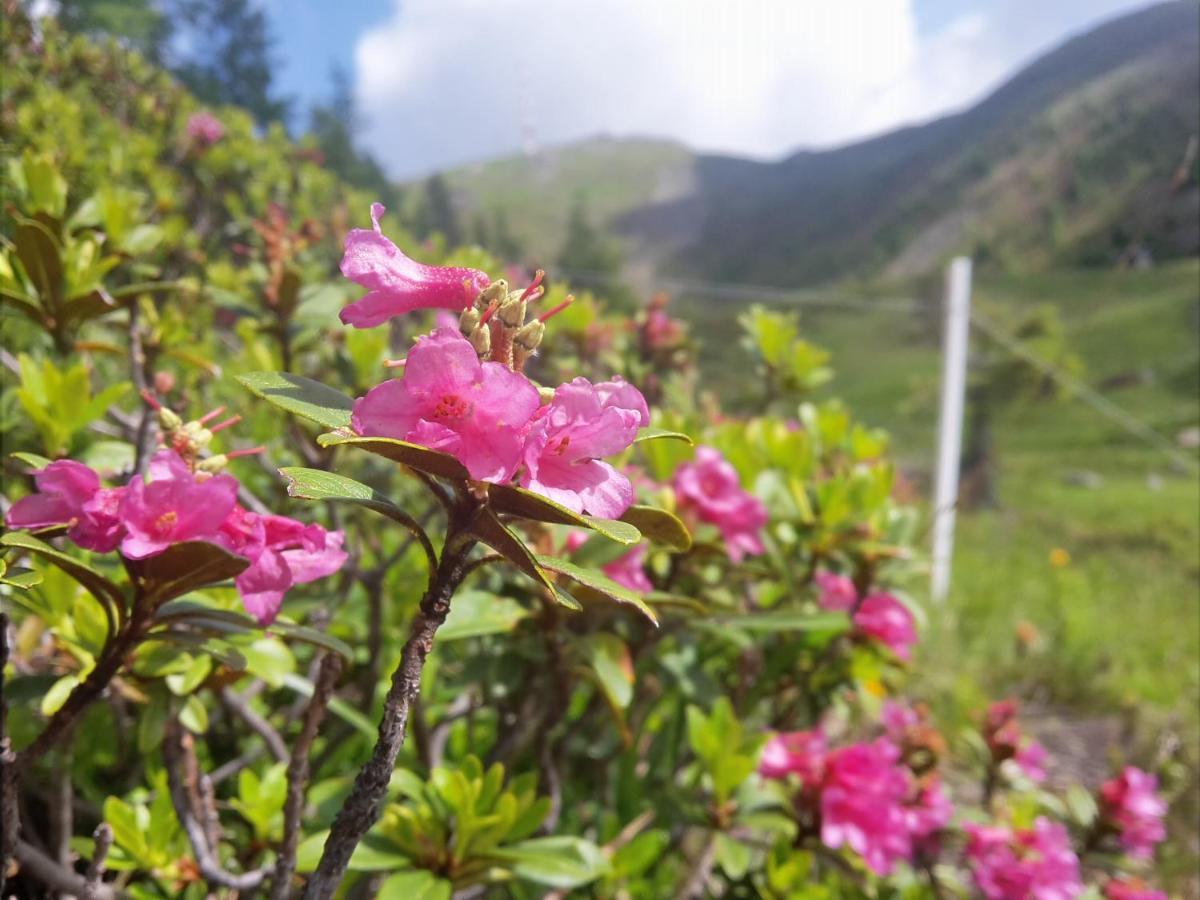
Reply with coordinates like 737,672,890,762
378,871,452,900
714,833,752,879
104,797,150,863
280,467,429,538
131,541,250,605
488,483,640,545
180,694,209,733
13,217,63,303
717,611,849,634
439,590,531,641
41,674,79,716
237,372,354,430
620,505,691,550
10,451,52,468
316,432,470,480
585,633,634,709
1,531,125,613
490,836,609,889
634,427,693,445
469,509,555,593
535,555,658,625
268,621,354,660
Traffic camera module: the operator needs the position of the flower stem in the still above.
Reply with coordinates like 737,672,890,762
302,535,475,899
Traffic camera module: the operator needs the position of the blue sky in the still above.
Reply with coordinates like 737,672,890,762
264,0,1156,179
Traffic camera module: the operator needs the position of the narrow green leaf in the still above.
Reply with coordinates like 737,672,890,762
717,611,849,633
378,871,452,900
469,509,555,593
279,467,429,538
10,451,52,469
488,483,640,544
620,505,691,550
535,555,658,625
268,621,354,660
316,433,470,480
1,531,125,612
282,672,376,738
237,372,354,430
634,428,693,445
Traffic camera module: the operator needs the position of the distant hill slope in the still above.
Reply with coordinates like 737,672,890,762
429,1,1199,286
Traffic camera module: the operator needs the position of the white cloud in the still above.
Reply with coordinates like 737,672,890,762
353,0,1155,178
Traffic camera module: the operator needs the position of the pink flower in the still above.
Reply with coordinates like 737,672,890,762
339,203,490,328
602,544,652,592
7,460,124,552
853,592,917,661
673,446,767,562
966,818,1082,900
186,111,224,145
1105,879,1167,900
223,511,347,625
520,376,647,518
1099,767,1167,860
1016,739,1048,783
352,328,541,482
815,570,857,611
881,701,920,742
905,778,953,844
820,738,913,876
118,451,238,559
759,729,827,785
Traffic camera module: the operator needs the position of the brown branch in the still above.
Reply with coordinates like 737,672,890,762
270,654,343,900
82,823,114,900
14,840,120,900
220,685,290,764
302,535,475,899
163,720,269,893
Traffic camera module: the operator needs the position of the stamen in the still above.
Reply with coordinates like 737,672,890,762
383,357,407,369
209,414,243,434
539,294,575,322
140,389,162,410
196,406,227,426
226,445,266,460
519,269,546,302
479,300,501,325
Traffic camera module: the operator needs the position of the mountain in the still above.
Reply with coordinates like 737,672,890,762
432,1,1199,287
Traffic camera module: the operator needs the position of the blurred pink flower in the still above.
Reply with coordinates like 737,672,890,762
905,777,953,846
602,544,652,592
673,446,767,562
1099,767,1167,860
520,376,647,518
815,570,857,611
185,111,224,145
340,203,490,328
966,818,1082,900
820,738,912,876
759,729,827,785
853,592,917,661
352,328,540,482
7,460,124,552
881,700,920,742
1016,739,1049,783
1105,879,1167,900
119,450,238,559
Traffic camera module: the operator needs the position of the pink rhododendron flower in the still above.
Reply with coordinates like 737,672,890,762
352,328,540,482
119,451,238,559
966,818,1082,900
225,511,347,625
602,544,652,592
520,376,647,518
759,729,827,785
1105,879,1167,900
1016,739,1049,783
815,570,857,612
673,446,767,562
6,460,124,552
820,738,913,876
853,592,917,661
186,111,224,145
905,778,953,845
1099,767,1167,860
340,203,490,328
881,700,920,741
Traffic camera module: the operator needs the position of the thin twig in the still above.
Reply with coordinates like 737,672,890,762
82,823,114,900
220,685,290,764
271,654,343,900
14,840,120,900
163,720,269,892
302,533,476,899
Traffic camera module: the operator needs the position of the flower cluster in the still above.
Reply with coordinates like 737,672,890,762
1104,878,1168,900
816,570,918,661
759,723,953,876
1098,767,1167,860
343,205,651,520
185,111,224,146
672,446,767,562
965,818,1082,900
7,408,345,625
983,699,1049,783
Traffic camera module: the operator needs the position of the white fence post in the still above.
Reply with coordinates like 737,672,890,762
931,257,972,604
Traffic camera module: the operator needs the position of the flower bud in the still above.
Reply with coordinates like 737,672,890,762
157,407,183,431
459,307,481,334
468,323,491,357
476,279,508,310
195,454,228,474
513,319,544,352
498,296,526,328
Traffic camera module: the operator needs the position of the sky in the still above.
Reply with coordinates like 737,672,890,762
265,0,1158,179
